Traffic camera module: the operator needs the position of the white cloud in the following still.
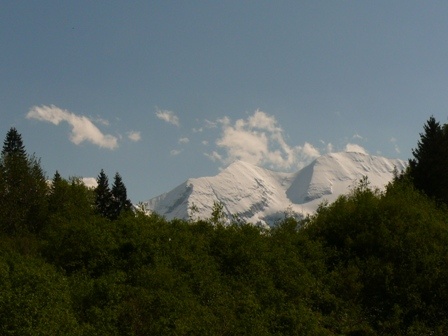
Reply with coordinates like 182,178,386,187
26,105,118,149
204,119,218,128
178,137,190,144
204,151,222,162
344,143,368,154
202,140,209,146
352,133,363,140
170,149,182,156
207,110,320,170
155,108,180,127
247,110,282,133
302,142,320,157
128,131,141,142
94,117,110,126
82,177,97,189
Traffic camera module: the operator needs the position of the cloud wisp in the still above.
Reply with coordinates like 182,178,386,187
155,108,180,127
27,105,118,149
178,137,190,144
206,110,321,170
128,131,142,142
390,137,400,153
344,143,368,154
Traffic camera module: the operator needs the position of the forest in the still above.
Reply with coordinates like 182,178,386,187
0,117,448,335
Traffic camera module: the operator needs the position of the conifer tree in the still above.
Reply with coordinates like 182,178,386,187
48,172,95,220
110,172,132,220
2,127,26,157
94,169,112,218
52,170,62,185
0,128,48,234
48,171,67,214
408,116,448,205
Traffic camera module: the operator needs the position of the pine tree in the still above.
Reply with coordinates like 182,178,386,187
0,128,48,234
1,128,28,190
2,127,26,157
48,171,67,214
110,172,132,220
94,169,112,218
52,170,62,185
408,116,448,205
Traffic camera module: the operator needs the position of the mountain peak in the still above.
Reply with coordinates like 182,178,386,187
143,152,407,227
221,160,266,174
286,152,406,206
221,159,256,172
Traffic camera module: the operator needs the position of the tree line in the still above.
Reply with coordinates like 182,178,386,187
0,127,132,236
0,117,447,335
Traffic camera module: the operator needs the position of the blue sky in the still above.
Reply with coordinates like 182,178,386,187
2,1,448,202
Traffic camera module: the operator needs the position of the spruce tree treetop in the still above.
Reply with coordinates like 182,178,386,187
95,169,112,218
410,116,443,164
2,127,26,157
52,170,62,184
0,128,48,234
110,172,132,220
50,170,63,195
408,116,448,205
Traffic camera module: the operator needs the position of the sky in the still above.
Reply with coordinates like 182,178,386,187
2,1,448,203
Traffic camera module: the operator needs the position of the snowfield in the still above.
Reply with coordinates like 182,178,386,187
142,152,407,227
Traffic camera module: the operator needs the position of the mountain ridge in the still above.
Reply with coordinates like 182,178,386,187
142,152,407,227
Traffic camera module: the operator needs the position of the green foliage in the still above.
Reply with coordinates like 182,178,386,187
94,169,112,219
2,125,448,334
43,216,118,277
188,202,199,222
48,173,95,222
1,127,26,157
0,246,81,335
0,128,49,235
210,200,227,225
407,116,448,206
110,172,132,220
5,176,448,334
95,170,132,220
305,178,448,334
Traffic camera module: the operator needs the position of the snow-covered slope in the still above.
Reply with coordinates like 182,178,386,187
142,152,407,227
286,152,406,215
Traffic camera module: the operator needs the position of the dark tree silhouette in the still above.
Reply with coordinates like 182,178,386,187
0,128,48,234
94,169,112,218
2,127,26,157
408,116,448,205
110,172,132,220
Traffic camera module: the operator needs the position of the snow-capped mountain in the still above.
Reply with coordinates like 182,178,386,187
142,152,407,227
